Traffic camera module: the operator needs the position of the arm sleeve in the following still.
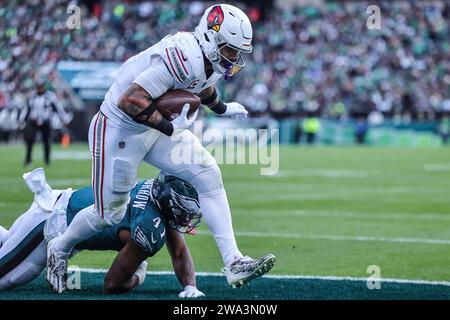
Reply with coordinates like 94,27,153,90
133,56,175,99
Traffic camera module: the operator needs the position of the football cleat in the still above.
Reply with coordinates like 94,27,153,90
45,237,68,294
222,254,276,288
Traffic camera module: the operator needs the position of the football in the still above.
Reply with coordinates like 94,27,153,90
154,89,201,121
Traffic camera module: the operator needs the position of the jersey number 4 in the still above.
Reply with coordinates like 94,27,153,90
153,217,161,228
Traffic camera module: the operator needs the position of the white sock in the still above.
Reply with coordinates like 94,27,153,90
198,189,243,267
54,204,107,257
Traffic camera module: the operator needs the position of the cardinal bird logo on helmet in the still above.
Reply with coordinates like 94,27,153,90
207,5,224,32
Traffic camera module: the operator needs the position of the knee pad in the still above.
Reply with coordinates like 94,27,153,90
99,158,137,226
112,159,137,193
190,164,224,195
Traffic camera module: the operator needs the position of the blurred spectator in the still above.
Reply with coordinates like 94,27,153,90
439,116,450,145
355,117,368,144
302,116,321,144
295,121,303,144
0,89,10,143
0,0,448,120
0,110,11,143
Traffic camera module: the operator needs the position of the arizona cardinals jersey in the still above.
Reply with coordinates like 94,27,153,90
101,32,222,131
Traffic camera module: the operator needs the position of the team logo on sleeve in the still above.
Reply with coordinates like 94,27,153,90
207,5,224,32
133,226,153,255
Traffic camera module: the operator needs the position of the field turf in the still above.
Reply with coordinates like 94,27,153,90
0,144,449,299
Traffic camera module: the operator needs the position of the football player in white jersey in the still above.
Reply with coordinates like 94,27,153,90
46,4,276,293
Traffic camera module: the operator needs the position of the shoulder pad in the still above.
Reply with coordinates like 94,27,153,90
161,32,203,84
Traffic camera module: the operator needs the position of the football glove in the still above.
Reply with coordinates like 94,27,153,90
178,285,205,298
221,102,248,119
171,104,198,131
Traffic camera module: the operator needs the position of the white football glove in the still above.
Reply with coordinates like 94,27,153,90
221,102,248,119
178,285,205,298
171,104,198,130
134,260,148,286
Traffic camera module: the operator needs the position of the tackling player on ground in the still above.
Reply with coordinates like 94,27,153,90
0,168,204,298
46,4,275,293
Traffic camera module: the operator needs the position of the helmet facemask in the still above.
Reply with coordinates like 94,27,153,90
216,43,247,78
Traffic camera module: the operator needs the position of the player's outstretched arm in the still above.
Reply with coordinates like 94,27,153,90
197,85,248,119
104,231,148,294
166,228,204,298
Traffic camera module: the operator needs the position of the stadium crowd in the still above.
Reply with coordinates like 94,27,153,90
0,0,449,135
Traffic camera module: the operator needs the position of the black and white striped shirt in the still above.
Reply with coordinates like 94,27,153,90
22,90,65,126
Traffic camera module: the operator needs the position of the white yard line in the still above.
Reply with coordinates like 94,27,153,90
53,151,90,160
424,163,450,172
237,209,450,221
194,230,450,245
47,179,90,186
272,169,370,178
68,267,450,287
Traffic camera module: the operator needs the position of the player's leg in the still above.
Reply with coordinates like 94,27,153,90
0,242,46,290
0,203,48,289
48,113,109,260
24,121,36,166
52,112,144,253
144,130,275,287
41,122,51,166
47,112,147,292
144,130,242,265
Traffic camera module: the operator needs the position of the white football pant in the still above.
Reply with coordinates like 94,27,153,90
0,202,47,290
82,111,243,266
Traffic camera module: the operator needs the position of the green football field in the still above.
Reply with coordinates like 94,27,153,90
0,143,449,299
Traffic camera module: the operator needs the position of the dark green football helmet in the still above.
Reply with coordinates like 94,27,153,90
152,173,202,233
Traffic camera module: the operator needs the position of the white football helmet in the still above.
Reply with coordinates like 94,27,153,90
194,4,253,78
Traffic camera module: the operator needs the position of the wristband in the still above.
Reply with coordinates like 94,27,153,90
154,118,174,136
132,101,156,124
210,100,227,115
201,88,218,105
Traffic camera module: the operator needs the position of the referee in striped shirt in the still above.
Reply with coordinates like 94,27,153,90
21,80,67,167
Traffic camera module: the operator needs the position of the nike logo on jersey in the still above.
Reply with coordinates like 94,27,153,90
180,50,188,62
